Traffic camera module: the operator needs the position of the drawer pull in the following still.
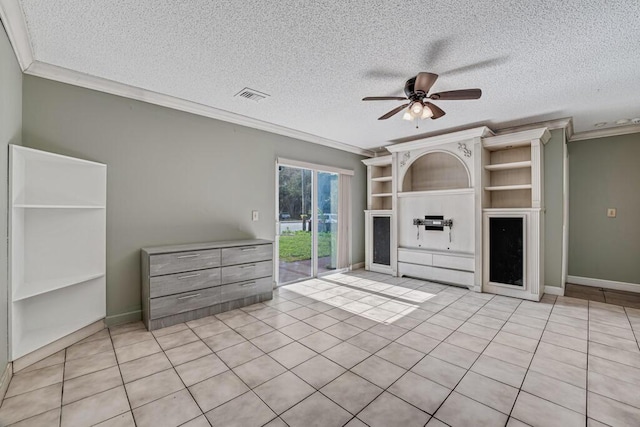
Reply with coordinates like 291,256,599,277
240,264,256,269
177,273,200,280
240,282,256,287
177,293,200,300
176,254,200,259
241,247,257,251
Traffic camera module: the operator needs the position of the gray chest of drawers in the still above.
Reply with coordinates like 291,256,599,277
141,239,273,331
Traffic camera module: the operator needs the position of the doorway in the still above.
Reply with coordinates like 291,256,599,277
276,164,341,285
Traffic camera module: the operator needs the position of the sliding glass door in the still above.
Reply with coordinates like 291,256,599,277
277,166,313,284
317,171,338,276
277,164,341,285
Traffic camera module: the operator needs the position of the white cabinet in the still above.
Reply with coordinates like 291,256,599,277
363,156,393,211
482,129,549,301
10,146,106,360
364,211,394,274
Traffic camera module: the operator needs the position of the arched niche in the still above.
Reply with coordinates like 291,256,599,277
402,151,471,192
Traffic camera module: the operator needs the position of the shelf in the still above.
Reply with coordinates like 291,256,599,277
13,272,105,302
371,193,392,197
484,184,532,191
371,176,392,182
398,188,474,197
484,161,532,171
14,204,105,209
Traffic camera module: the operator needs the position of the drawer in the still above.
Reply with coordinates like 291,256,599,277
150,286,221,319
149,248,221,276
222,260,273,284
221,244,272,265
397,249,433,265
220,277,273,303
150,267,221,298
432,254,475,272
398,262,474,287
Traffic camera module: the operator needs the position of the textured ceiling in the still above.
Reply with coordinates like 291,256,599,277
16,0,640,150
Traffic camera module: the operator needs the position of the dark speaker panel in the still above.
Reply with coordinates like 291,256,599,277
489,217,524,286
373,216,391,266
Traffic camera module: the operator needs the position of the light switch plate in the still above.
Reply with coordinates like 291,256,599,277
252,210,259,221
607,208,616,218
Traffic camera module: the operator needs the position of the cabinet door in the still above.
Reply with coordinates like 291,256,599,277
489,217,524,286
372,216,391,266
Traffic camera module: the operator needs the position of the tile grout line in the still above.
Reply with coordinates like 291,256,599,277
254,278,470,424
336,288,501,424
424,294,525,425
503,297,551,426
108,325,137,427
59,348,66,426
7,273,639,427
182,312,291,426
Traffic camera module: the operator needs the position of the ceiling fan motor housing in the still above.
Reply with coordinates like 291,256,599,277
404,76,426,100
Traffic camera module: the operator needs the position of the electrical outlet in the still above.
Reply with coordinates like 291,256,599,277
252,210,259,221
607,208,616,218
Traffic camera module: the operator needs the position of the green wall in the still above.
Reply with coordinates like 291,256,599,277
0,21,23,370
543,129,565,288
568,133,640,284
22,76,367,324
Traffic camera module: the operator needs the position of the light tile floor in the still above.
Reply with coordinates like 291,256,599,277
2,270,640,426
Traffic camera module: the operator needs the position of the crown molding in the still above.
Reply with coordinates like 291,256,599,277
362,155,392,166
569,124,640,142
483,127,551,150
24,61,374,157
0,0,33,70
385,126,494,153
495,117,573,142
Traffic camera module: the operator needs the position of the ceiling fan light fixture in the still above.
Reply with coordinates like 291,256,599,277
421,105,434,119
409,101,424,118
402,111,414,121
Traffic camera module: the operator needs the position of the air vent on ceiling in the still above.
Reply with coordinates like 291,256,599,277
234,88,269,102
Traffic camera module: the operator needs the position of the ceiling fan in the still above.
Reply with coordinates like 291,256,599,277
363,72,481,121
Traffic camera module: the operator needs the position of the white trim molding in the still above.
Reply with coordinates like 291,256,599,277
105,310,142,327
24,61,373,157
544,286,565,296
0,0,33,70
351,262,365,271
567,276,640,293
385,127,494,153
13,319,105,372
496,118,573,141
276,157,355,176
569,124,640,142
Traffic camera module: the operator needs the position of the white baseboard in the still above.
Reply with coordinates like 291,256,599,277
567,276,640,293
351,262,365,270
13,319,105,372
544,286,565,296
0,362,12,402
105,310,142,327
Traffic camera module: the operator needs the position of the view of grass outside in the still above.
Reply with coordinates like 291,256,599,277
279,230,335,262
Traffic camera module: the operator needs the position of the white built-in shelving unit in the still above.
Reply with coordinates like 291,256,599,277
482,128,550,301
10,145,106,360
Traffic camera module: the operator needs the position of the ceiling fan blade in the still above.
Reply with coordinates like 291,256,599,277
425,102,446,119
378,103,410,120
414,72,439,93
429,89,482,100
362,96,408,101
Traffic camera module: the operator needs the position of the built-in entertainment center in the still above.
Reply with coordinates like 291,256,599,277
363,126,550,301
